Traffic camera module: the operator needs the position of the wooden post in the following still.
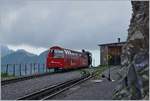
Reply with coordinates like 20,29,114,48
34,63,36,73
25,64,27,75
13,64,15,76
43,64,45,73
6,64,9,74
38,63,40,73
30,63,32,75
46,64,48,72
19,64,21,76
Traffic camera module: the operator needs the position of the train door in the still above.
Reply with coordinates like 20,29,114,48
108,46,122,65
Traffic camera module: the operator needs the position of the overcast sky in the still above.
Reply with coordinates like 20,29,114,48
0,0,132,49
0,0,132,65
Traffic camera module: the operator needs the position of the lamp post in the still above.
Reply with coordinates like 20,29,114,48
107,54,112,81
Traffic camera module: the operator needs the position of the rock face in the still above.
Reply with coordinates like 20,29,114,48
113,1,149,100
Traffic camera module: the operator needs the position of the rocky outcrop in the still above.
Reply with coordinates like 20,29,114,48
113,1,149,100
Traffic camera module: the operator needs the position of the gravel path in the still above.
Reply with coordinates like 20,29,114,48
52,78,118,100
1,71,82,100
51,66,120,100
102,65,122,81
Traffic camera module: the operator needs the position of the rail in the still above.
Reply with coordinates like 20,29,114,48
17,74,92,100
1,72,54,86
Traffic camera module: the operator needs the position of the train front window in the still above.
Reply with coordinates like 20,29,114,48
53,50,64,58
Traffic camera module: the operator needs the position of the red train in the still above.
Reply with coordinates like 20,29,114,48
46,46,92,71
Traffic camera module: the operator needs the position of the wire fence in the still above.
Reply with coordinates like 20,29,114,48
1,63,52,77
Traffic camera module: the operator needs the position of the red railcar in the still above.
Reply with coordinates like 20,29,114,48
46,46,91,71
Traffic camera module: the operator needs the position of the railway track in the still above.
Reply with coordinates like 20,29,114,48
1,68,89,86
1,72,54,86
17,74,92,100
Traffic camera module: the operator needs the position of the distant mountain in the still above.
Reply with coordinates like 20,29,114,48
1,49,49,65
1,49,50,75
1,49,38,64
1,45,14,57
37,50,49,64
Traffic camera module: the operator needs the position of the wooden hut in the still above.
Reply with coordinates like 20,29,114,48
98,39,126,66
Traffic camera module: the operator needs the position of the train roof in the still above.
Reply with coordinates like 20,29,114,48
50,46,85,54
50,46,63,50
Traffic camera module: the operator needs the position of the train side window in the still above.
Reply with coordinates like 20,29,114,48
49,49,54,55
49,49,53,53
75,53,77,56
77,53,79,56
68,50,70,55
67,50,69,55
68,50,69,54
69,51,71,55
72,52,74,56
64,50,67,54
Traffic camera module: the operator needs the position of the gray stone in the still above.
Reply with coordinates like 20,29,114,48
113,1,149,100
129,31,144,40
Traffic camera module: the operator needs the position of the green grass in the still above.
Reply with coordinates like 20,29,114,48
78,69,90,77
78,65,109,79
92,65,108,79
1,72,15,78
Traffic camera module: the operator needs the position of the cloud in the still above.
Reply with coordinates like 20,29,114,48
0,0,132,50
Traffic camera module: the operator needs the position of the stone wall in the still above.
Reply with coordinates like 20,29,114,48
113,1,149,100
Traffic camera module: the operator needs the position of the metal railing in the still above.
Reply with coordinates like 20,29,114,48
1,63,52,77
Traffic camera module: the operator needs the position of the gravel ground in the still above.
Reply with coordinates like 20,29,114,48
102,65,122,81
52,78,118,100
51,66,120,100
1,71,82,100
83,68,97,74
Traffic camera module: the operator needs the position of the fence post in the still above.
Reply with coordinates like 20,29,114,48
34,63,36,73
13,64,15,76
6,64,9,74
46,64,48,72
38,64,40,73
19,64,21,76
43,64,45,73
25,64,27,76
30,63,32,75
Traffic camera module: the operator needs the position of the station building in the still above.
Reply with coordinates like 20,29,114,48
98,39,126,66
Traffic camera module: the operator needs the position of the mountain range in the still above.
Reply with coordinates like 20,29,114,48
1,45,49,65
1,45,14,57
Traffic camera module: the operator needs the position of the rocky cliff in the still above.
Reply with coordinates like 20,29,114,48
113,1,149,100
